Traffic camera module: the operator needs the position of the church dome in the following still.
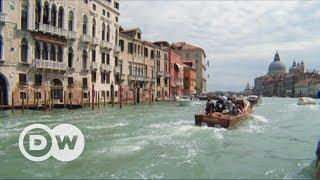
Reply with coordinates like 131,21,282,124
268,52,287,75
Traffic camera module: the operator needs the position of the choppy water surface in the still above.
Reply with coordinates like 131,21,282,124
0,98,319,179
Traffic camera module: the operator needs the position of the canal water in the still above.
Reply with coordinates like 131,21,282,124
0,98,319,179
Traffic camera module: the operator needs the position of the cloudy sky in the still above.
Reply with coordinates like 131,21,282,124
120,1,320,91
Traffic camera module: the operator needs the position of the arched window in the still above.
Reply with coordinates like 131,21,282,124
107,24,110,42
92,18,96,37
68,11,74,31
82,15,88,35
50,45,56,61
21,2,28,30
68,47,73,68
102,22,105,41
21,38,28,62
34,41,41,59
42,43,48,60
50,4,57,26
43,1,50,25
82,50,87,69
35,0,41,29
58,7,64,28
57,46,63,62
0,34,3,60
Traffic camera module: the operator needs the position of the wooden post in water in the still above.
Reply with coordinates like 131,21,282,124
126,91,128,105
88,93,91,108
104,93,106,107
119,83,122,109
36,91,39,110
95,91,98,108
33,90,36,107
69,91,72,109
26,91,29,109
22,95,25,112
81,92,84,108
97,92,100,109
0,90,3,110
11,92,14,111
64,90,66,108
44,91,47,111
91,85,95,110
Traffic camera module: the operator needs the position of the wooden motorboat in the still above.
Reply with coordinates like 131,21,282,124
247,95,262,106
297,97,317,105
195,100,253,129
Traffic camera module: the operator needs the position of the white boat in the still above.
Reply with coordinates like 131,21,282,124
176,96,191,106
297,97,317,105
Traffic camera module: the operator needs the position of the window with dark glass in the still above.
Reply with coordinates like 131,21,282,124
83,78,88,86
106,73,110,84
101,53,105,64
19,74,27,85
20,92,27,100
119,40,124,51
92,50,96,62
68,77,74,87
101,72,106,83
21,38,28,62
151,50,155,59
106,54,110,65
35,74,42,86
91,71,96,83
144,48,148,57
128,43,133,54
68,48,73,68
21,4,28,30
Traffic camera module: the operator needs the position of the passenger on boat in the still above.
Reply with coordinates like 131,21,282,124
215,97,226,113
227,100,238,115
205,99,215,114
316,139,320,165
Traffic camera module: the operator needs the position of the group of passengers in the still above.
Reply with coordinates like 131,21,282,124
205,96,246,115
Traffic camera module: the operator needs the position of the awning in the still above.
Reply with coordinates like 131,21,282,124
33,34,66,46
174,63,182,71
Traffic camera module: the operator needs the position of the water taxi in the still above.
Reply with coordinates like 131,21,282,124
297,97,317,105
176,96,192,106
247,95,262,106
195,99,253,128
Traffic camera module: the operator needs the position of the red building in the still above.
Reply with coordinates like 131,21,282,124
153,41,184,98
183,61,197,96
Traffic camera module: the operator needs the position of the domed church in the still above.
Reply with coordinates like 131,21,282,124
268,52,287,75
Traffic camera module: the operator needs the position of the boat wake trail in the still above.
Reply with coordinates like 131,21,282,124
252,115,270,123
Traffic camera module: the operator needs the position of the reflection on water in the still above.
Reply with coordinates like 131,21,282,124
0,98,319,179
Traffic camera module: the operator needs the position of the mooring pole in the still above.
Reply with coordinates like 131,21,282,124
0,90,3,110
92,85,95,110
97,92,100,109
22,96,25,112
44,91,47,111
104,92,106,107
64,90,66,108
26,91,29,109
119,83,122,109
33,90,36,107
36,91,39,110
69,91,72,109
81,91,84,108
11,92,14,112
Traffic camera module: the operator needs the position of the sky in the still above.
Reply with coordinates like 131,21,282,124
119,1,320,91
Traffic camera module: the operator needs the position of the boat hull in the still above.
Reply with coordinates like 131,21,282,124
195,109,253,129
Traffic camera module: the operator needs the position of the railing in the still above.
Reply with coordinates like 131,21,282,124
80,34,92,43
100,41,113,49
33,59,66,71
157,71,164,77
92,37,99,45
91,62,98,70
67,31,77,39
0,12,6,23
114,45,121,52
128,75,148,82
100,63,111,72
39,23,67,37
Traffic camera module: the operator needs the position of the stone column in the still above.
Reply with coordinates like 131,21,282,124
48,6,51,25
47,43,50,61
40,5,44,24
39,42,43,60
55,10,58,27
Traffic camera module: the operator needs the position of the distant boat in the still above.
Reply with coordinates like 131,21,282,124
297,97,317,105
247,95,262,106
176,96,191,106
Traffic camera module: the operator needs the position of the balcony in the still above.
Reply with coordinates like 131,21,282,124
67,31,77,40
100,63,111,72
33,59,66,71
92,37,99,45
114,66,121,74
39,23,67,37
128,75,148,82
90,62,98,71
100,41,113,50
157,71,164,77
0,12,6,23
80,34,92,43
114,45,121,53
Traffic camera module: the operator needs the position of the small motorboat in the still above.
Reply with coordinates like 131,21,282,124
195,99,253,129
297,97,317,105
247,95,262,106
176,96,191,106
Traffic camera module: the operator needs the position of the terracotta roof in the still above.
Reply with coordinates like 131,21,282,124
174,42,206,57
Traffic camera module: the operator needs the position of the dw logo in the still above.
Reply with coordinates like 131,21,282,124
19,124,85,162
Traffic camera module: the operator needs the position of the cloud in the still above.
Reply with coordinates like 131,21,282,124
120,1,320,91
